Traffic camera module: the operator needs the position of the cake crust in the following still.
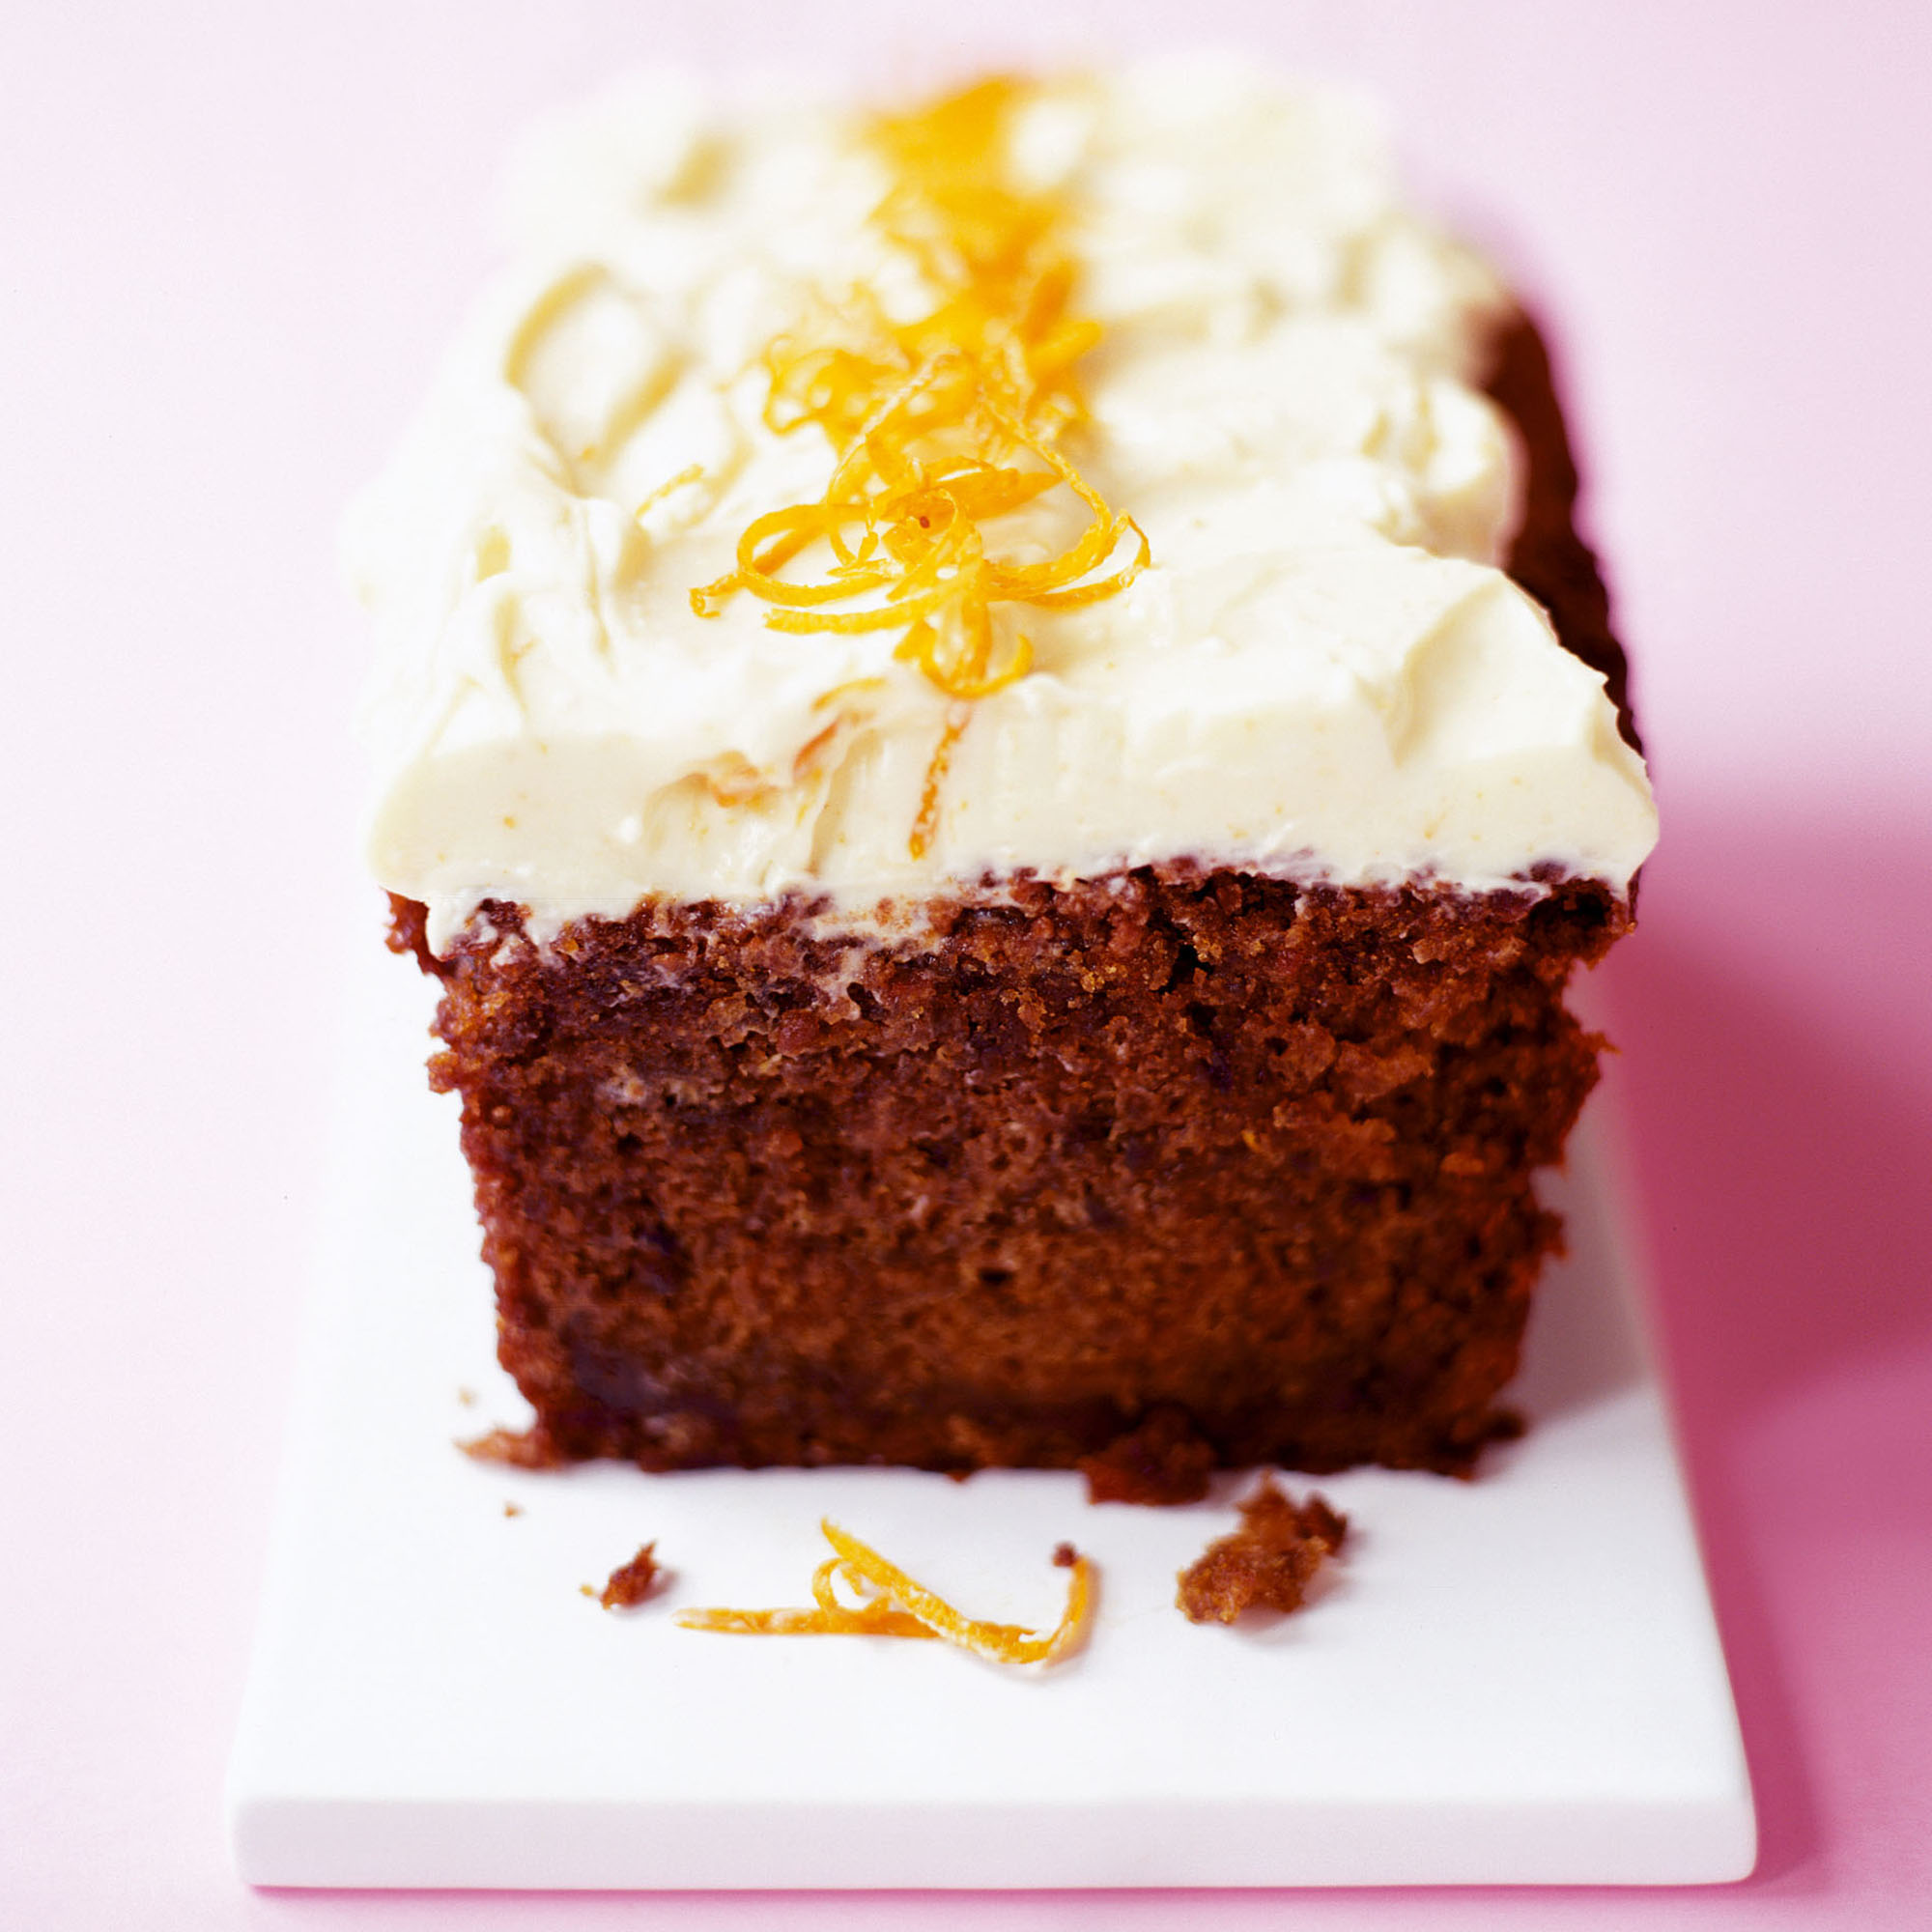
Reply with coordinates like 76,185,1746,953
1485,313,1639,750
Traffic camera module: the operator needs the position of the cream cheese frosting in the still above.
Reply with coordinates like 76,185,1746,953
348,61,1656,951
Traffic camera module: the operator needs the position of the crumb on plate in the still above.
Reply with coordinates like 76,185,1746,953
1177,1476,1347,1624
599,1542,662,1609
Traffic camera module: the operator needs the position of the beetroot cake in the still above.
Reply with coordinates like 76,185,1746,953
357,71,1655,1489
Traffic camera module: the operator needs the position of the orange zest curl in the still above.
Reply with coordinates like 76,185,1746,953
634,463,705,522
691,77,1149,856
673,1519,1094,1667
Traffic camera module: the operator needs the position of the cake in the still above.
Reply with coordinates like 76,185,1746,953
350,65,1657,1482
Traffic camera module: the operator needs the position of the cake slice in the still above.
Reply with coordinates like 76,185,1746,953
352,65,1656,1479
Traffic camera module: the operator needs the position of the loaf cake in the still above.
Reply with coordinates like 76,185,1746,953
351,65,1657,1480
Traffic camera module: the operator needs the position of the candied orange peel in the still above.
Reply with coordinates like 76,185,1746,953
674,1519,1094,1666
692,76,1148,856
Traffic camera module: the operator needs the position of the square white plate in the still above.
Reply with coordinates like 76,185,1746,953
227,950,1754,1889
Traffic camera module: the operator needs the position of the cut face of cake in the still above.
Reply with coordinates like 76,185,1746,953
353,64,1657,1478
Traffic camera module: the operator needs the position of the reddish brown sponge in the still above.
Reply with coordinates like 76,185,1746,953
1078,1406,1218,1506
391,866,1623,1478
1176,1477,1349,1624
598,1542,662,1609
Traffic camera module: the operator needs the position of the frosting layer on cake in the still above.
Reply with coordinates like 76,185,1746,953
349,63,1657,949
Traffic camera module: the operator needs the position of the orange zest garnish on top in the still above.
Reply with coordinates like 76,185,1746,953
690,77,1149,857
673,1518,1094,1666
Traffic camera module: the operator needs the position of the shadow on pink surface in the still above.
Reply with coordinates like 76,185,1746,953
1598,796,1932,1895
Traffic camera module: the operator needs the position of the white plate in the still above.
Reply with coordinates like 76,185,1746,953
227,949,1754,1889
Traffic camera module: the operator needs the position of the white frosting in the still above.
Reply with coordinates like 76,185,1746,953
348,62,1657,950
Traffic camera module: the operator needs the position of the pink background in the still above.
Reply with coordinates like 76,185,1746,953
3,1,1927,1924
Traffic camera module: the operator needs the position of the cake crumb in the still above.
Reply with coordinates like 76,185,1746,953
1052,1541,1077,1568
599,1542,662,1609
502,1501,523,1518
456,1386,476,1406
1177,1477,1348,1624
1078,1406,1215,1506
459,1424,560,1468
